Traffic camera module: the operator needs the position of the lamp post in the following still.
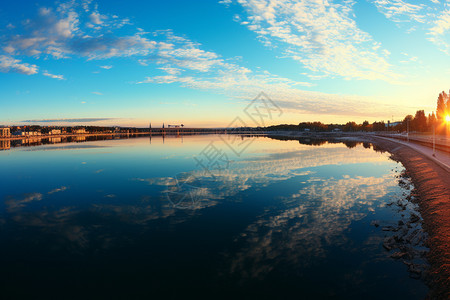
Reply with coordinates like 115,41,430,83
433,121,436,157
407,118,410,143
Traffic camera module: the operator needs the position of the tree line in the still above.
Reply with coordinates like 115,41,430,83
266,90,450,134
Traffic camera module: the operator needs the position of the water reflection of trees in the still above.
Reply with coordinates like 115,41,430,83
267,136,368,149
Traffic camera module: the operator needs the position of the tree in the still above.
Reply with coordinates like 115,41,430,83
372,121,385,131
412,110,427,132
428,112,437,132
343,121,358,132
403,115,413,133
361,120,369,132
446,92,450,117
437,91,447,120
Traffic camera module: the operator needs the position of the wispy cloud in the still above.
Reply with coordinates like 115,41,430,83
137,31,401,118
1,0,408,118
92,91,103,95
371,0,426,23
0,55,38,75
43,71,65,80
369,0,450,53
1,1,151,66
224,0,398,81
428,9,450,53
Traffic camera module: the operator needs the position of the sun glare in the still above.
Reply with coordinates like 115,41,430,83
446,115,450,123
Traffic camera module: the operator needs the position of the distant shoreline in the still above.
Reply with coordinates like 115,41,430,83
0,130,267,141
0,132,150,141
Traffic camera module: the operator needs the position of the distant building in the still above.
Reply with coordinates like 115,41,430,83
0,127,11,137
73,128,87,134
385,121,402,128
50,129,61,135
14,131,41,136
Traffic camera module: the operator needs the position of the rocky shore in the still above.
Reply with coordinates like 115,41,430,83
267,132,450,298
370,136,450,299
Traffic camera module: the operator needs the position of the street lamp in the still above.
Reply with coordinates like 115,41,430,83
407,118,410,142
433,121,436,156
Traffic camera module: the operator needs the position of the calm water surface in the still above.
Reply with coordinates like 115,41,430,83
0,135,428,299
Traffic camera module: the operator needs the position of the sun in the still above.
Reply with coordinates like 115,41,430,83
446,115,450,123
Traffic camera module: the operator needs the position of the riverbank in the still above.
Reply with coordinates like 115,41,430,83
267,131,450,298
369,136,450,299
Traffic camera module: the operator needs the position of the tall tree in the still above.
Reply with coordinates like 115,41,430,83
437,91,447,120
428,112,437,131
413,110,427,132
403,115,413,133
446,91,450,117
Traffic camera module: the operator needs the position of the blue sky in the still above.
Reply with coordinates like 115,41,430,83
1,0,450,127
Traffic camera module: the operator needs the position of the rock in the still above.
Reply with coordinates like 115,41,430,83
394,235,404,243
408,264,422,279
371,220,380,228
383,237,396,251
391,251,407,259
410,214,420,223
382,226,395,231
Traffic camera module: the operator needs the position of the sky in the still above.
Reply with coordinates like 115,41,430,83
1,0,450,127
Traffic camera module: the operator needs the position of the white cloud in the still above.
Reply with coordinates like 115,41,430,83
227,0,398,81
428,9,450,52
137,32,402,118
372,0,425,23
1,0,406,118
158,67,182,75
2,1,137,60
219,0,233,5
0,55,38,75
369,0,450,53
89,12,104,25
100,65,113,69
43,71,65,80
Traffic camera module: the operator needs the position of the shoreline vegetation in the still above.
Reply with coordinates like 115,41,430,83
1,89,449,141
